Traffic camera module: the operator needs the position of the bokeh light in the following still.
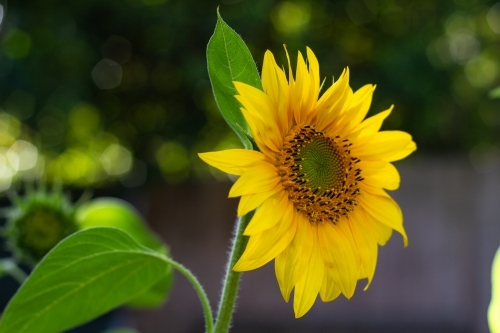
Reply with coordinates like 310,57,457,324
92,59,123,90
2,29,31,59
100,144,132,176
0,0,497,191
271,1,311,34
7,140,38,172
469,141,500,173
487,2,500,33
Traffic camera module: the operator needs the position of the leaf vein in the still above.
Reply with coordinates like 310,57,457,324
16,257,158,333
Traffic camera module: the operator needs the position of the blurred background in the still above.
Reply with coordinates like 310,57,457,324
0,0,499,332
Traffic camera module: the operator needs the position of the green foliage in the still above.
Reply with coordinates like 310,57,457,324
207,10,262,150
0,227,171,333
76,197,173,308
126,275,173,308
489,246,500,333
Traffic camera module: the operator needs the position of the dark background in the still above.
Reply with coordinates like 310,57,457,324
0,0,499,332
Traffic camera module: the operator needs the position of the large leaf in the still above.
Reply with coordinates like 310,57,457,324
0,227,170,333
77,197,163,252
76,197,173,308
207,10,262,149
126,271,173,308
489,246,500,333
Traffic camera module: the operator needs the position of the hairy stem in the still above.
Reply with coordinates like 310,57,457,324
213,211,253,333
163,258,214,333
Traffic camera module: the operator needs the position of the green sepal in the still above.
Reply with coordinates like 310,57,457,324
0,227,171,333
76,197,173,308
207,9,262,150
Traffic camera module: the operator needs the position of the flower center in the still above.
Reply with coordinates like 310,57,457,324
276,125,363,224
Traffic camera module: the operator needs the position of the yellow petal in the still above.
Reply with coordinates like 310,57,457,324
261,51,292,137
358,191,408,246
348,208,378,289
198,149,267,176
372,221,393,245
336,84,376,136
292,51,310,125
360,160,400,191
349,106,392,145
275,213,314,302
306,47,320,94
315,68,350,131
262,50,280,108
233,199,297,271
293,224,324,318
229,162,280,198
323,86,354,136
240,198,294,261
305,47,320,123
240,107,275,156
244,191,287,235
234,81,270,121
319,269,341,302
234,82,282,151
284,44,294,85
237,183,282,216
318,220,358,298
274,62,292,133
352,206,392,247
355,131,417,162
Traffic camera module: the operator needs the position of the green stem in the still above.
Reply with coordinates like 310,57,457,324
1,259,28,284
163,257,214,333
213,211,254,333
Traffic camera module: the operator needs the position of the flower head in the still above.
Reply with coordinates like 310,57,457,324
199,47,416,317
5,189,79,264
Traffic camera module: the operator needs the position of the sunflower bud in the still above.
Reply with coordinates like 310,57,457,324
5,190,79,264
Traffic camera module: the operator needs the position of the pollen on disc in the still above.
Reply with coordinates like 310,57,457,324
276,126,363,224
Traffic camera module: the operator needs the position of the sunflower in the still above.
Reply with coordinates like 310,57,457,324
199,47,416,318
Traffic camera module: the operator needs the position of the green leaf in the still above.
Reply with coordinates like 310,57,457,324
489,246,500,333
207,9,262,149
0,227,170,333
76,197,162,251
126,266,173,308
489,86,500,99
76,197,173,308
